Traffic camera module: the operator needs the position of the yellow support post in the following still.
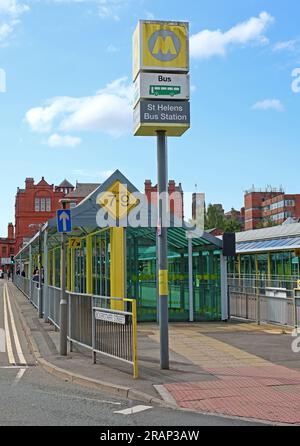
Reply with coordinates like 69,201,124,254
110,228,125,311
86,235,93,294
52,249,55,287
268,253,272,287
48,250,51,286
67,246,71,292
71,247,75,292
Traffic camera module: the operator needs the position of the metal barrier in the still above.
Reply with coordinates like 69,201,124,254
48,286,61,329
92,296,138,379
229,277,300,328
14,275,30,299
68,292,92,351
12,278,139,378
228,274,299,291
31,281,39,309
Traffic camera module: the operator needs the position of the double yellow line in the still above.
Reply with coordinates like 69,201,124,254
3,283,27,366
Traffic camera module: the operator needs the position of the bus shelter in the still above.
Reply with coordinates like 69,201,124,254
15,170,228,323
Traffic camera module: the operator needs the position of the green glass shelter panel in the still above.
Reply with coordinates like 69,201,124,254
193,250,221,321
126,228,222,323
92,230,111,297
74,239,87,294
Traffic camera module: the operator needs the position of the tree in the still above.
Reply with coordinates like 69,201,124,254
204,204,242,233
205,204,225,230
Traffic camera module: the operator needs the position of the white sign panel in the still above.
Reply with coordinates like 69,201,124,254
95,311,126,325
1,258,11,265
134,72,190,106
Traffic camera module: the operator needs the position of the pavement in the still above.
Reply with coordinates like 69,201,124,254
6,280,300,425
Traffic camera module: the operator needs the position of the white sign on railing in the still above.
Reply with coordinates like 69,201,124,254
95,311,126,325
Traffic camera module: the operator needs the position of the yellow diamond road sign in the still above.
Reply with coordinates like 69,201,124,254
97,181,139,219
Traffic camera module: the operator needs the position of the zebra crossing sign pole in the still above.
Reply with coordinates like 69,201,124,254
133,20,190,370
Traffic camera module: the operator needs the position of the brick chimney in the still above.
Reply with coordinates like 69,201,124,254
25,178,34,189
8,223,14,239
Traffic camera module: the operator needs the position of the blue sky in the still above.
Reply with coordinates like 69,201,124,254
0,0,300,235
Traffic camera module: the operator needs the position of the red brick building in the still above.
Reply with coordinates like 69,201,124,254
0,223,15,271
14,177,74,253
145,180,184,220
244,188,300,230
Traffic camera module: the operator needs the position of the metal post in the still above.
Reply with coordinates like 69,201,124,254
157,130,169,370
43,229,49,323
29,245,32,301
294,290,298,330
188,235,194,322
221,253,228,321
38,227,43,319
60,204,68,356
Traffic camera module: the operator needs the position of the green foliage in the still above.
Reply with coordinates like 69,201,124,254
205,204,242,233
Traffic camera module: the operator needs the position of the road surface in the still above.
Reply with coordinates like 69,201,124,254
0,280,261,427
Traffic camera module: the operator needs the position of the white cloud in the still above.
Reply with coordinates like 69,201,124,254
190,11,274,59
25,77,134,138
273,40,297,52
47,133,82,147
252,99,284,112
0,0,29,45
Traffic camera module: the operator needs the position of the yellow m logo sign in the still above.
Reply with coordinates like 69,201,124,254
152,36,177,56
149,30,181,62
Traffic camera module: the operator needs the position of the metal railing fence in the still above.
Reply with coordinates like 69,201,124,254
229,276,300,328
48,286,61,329
13,276,138,378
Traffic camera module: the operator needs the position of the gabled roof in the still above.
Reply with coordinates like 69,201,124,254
57,179,74,189
66,183,100,199
36,177,51,187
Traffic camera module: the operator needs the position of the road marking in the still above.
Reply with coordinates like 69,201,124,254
114,405,152,415
3,285,16,365
0,366,30,369
14,368,26,384
5,284,27,366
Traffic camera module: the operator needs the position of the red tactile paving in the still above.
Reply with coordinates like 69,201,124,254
164,364,300,424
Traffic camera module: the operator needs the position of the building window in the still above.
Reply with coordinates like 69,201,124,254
285,200,295,207
35,197,51,212
46,198,51,212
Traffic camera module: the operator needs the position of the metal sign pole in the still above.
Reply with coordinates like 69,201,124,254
60,203,68,356
157,130,169,370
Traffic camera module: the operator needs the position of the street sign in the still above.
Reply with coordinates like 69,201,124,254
133,20,189,81
57,209,72,233
97,180,139,220
1,258,11,265
134,72,190,106
134,99,190,136
69,238,82,249
95,311,126,325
